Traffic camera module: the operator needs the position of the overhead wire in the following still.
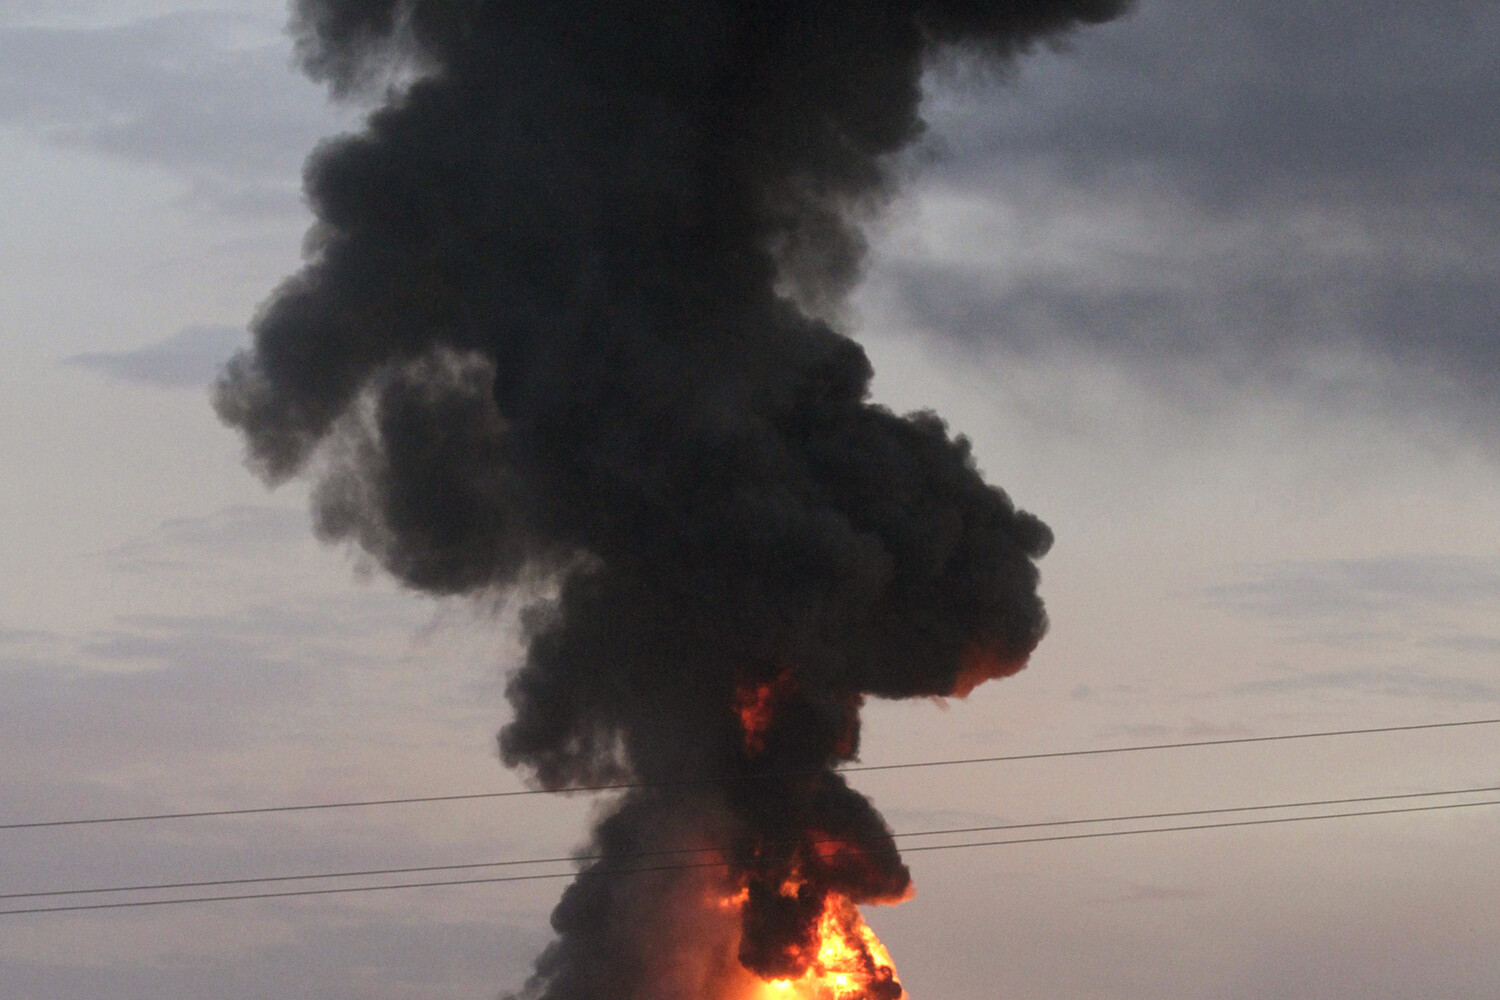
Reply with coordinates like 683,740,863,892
4,786,1497,916
4,716,1498,832
6,781,1499,903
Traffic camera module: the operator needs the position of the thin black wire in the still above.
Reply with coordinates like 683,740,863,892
898,796,1500,856
3,794,1497,916
6,782,1498,903
2,791,1500,917
4,717,1497,832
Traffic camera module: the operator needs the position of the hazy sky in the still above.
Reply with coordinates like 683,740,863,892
2,2,1499,998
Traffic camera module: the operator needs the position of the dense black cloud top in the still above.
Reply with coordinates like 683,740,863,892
215,2,1125,997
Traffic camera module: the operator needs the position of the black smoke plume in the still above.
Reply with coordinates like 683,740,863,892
217,2,1126,997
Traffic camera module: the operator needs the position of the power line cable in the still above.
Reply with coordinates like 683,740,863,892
4,716,1497,833
4,791,1497,916
899,796,1500,856
6,782,1498,903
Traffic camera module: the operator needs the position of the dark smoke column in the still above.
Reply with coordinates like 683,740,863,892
217,2,1127,997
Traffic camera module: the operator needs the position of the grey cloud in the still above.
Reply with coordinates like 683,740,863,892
0,507,477,821
1117,882,1208,903
1225,665,1500,704
1204,555,1500,657
884,0,1500,421
1206,555,1500,622
0,10,340,214
102,503,309,572
0,593,428,777
1094,719,1252,743
0,653,75,674
0,591,477,881
0,801,392,904
0,917,549,1000
1422,633,1500,654
65,324,247,388
879,806,1013,831
927,0,1498,203
0,634,310,758
887,256,1498,385
1233,873,1500,1000
0,626,55,645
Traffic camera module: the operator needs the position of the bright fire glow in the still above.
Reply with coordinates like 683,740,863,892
948,641,1027,699
733,669,798,756
735,681,777,756
738,892,903,1000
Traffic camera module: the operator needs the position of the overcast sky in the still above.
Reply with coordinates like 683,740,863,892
2,2,1499,998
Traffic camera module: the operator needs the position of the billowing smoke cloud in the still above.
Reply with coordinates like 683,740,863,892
216,2,1126,997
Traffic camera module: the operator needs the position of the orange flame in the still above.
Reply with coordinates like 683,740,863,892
736,684,776,756
734,892,904,1000
734,669,798,756
948,641,1028,699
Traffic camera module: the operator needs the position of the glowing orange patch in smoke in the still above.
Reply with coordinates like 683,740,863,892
734,669,798,755
802,835,913,905
949,641,1028,699
736,684,777,755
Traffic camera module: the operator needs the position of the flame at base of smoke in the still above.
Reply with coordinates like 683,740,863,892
948,642,1031,699
723,889,904,1000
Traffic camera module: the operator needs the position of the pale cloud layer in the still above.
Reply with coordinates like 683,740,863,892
867,0,1500,432
0,9,345,214
1208,555,1500,624
66,324,246,387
